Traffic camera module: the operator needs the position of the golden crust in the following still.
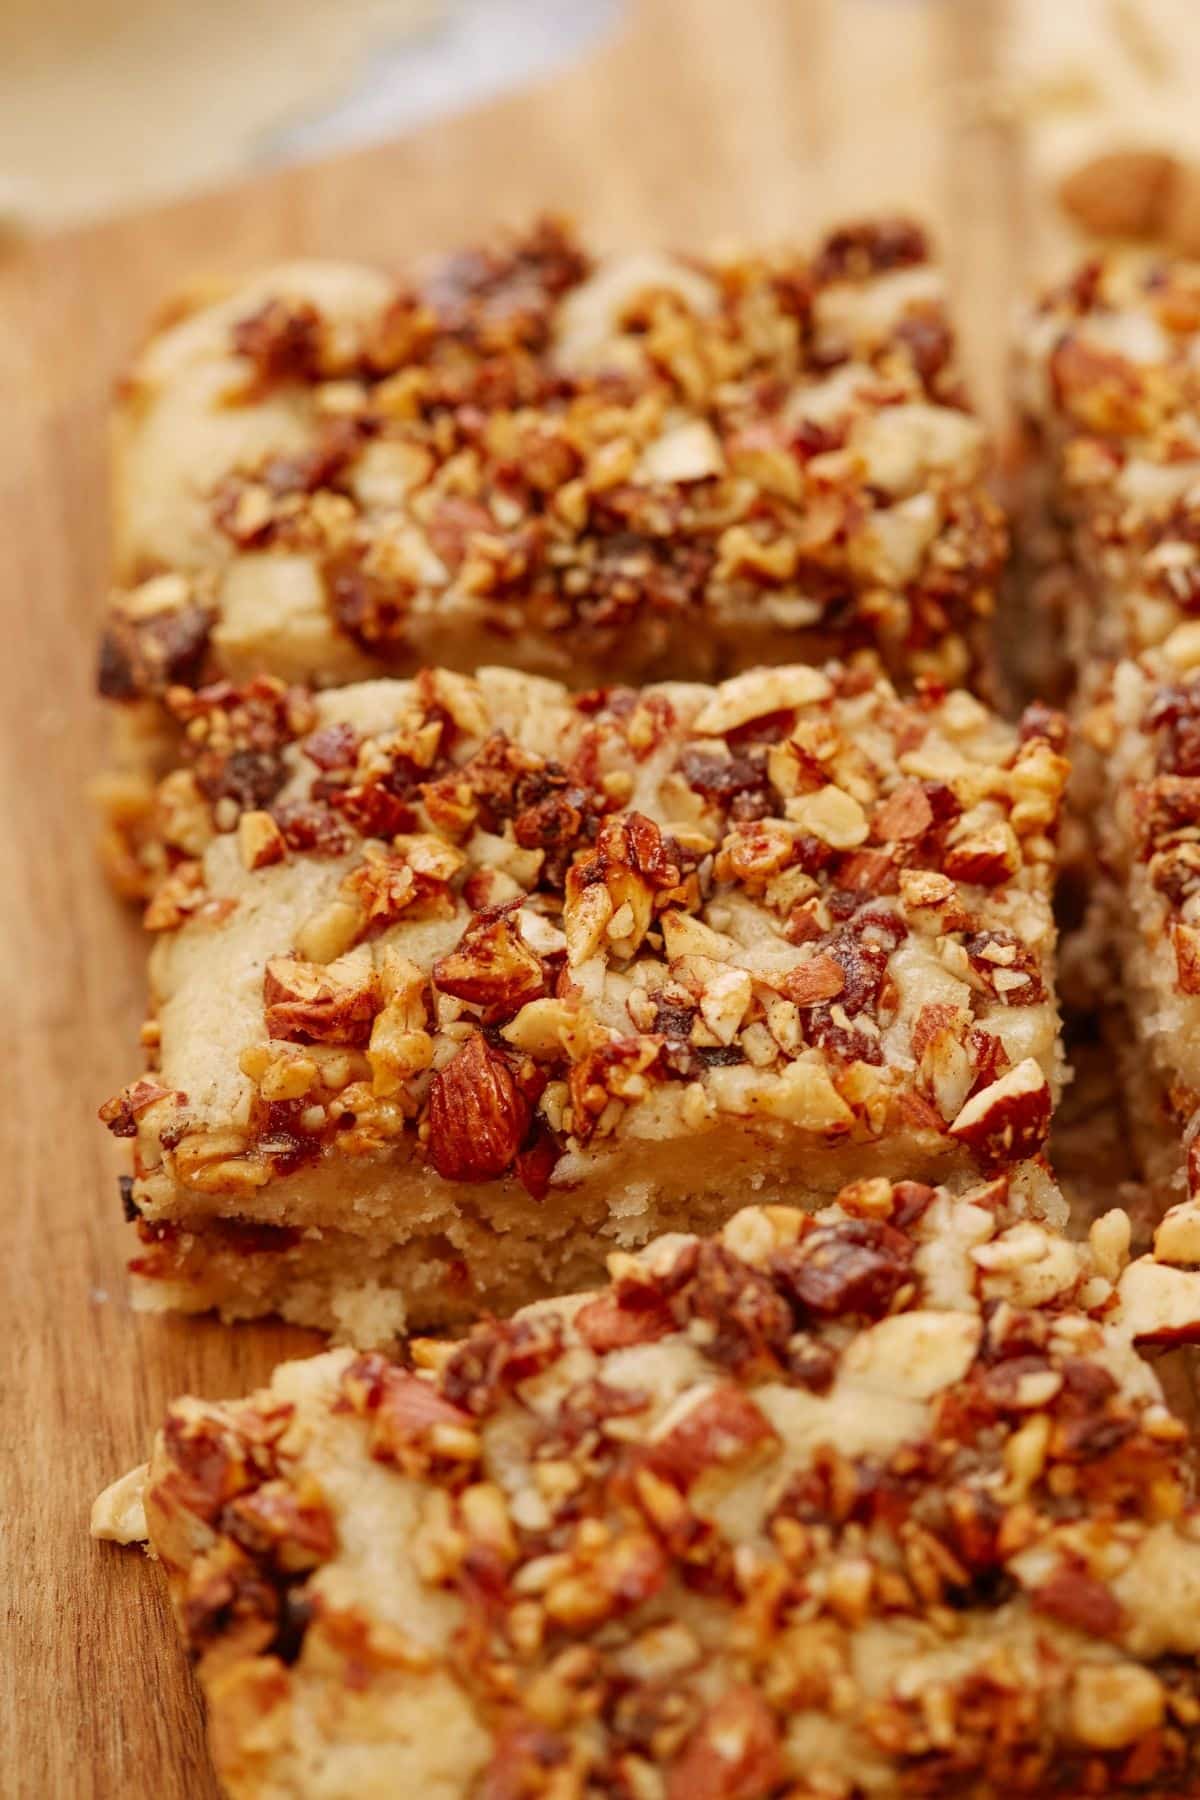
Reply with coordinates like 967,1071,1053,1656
100,217,1006,720
111,1184,1200,1799
99,662,1068,1333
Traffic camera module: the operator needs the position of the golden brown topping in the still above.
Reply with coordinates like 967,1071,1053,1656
128,1174,1200,1798
103,217,1010,732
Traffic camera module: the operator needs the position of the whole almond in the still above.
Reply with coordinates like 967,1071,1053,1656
426,1032,530,1182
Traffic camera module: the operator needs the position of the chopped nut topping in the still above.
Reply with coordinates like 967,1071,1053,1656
126,1179,1200,1799
111,658,1066,1340
104,216,1006,741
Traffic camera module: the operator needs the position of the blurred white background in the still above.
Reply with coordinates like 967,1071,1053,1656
0,0,616,229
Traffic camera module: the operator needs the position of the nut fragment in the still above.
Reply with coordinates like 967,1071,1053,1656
785,784,869,849
1117,1255,1200,1345
263,950,379,1044
666,1688,783,1800
1057,148,1181,243
237,810,287,872
1154,1199,1200,1267
1069,1661,1165,1751
944,821,1020,886
948,1059,1051,1166
433,911,545,1008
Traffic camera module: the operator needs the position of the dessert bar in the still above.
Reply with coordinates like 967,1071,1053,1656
1014,251,1200,693
103,217,1003,713
95,1187,1200,1799
100,661,1068,1338
1080,642,1200,1210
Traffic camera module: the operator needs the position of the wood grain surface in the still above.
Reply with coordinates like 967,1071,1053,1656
0,1,1070,1792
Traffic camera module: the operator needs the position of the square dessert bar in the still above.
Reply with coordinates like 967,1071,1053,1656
1014,252,1200,685
100,661,1068,1340
1082,640,1200,1213
101,215,1004,712
95,1187,1200,1800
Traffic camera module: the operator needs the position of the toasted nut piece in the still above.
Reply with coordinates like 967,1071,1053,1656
294,896,366,965
754,1057,855,1132
1173,921,1200,995
780,953,845,1007
944,821,1020,886
1090,1208,1132,1283
948,1059,1051,1166
871,782,933,843
425,1032,530,1182
785,784,869,849
421,668,490,738
1161,621,1200,671
264,948,379,1044
1155,1199,1200,1267
368,1009,434,1097
1118,1256,1200,1344
692,666,830,735
237,810,287,872
666,1687,783,1800
636,418,724,483
502,998,578,1059
1069,1661,1165,1751
1057,148,1179,242
173,1129,272,1196
971,1220,1080,1308
898,867,972,931
434,912,544,1008
90,1465,148,1544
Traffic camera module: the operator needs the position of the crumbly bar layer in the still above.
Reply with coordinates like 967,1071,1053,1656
96,1184,1200,1800
101,216,1005,723
1013,254,1200,1203
100,662,1068,1332
1014,252,1200,684
1077,641,1200,1206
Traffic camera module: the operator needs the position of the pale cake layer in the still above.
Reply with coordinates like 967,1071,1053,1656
101,662,1069,1331
96,1183,1200,1799
102,217,1005,717
125,1150,1065,1345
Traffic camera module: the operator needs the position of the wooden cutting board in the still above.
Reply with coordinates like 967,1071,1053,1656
0,2,1070,1792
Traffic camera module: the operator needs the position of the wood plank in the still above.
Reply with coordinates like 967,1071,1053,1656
0,2,1032,1792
